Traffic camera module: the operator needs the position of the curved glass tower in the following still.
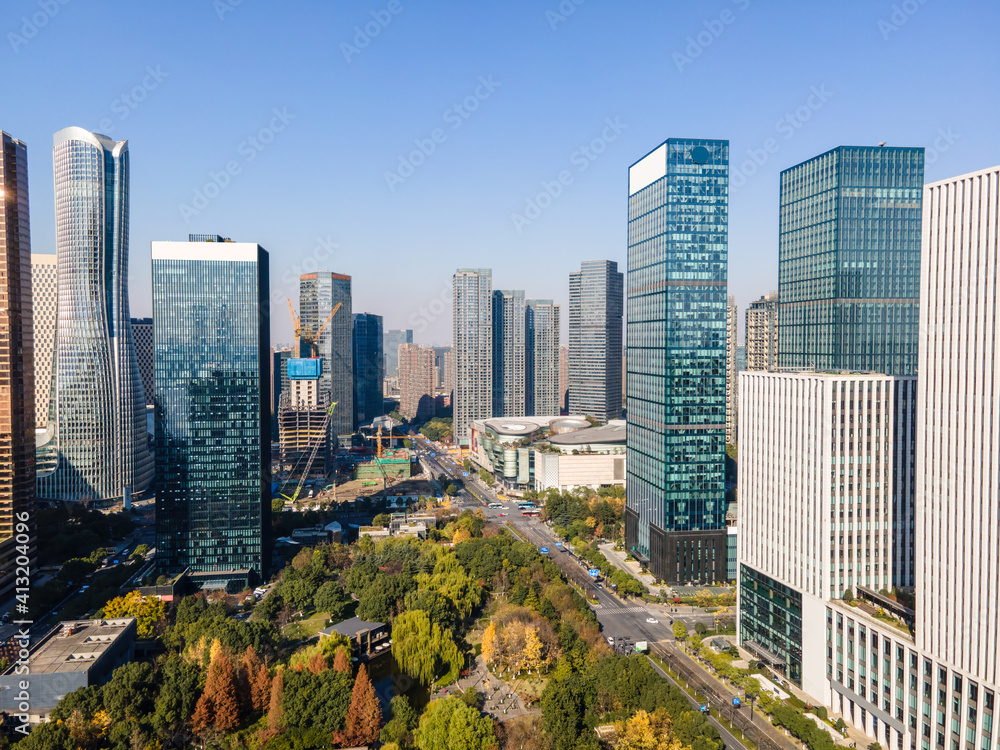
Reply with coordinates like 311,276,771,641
37,127,152,505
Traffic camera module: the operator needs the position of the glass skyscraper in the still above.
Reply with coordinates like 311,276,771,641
0,132,37,600
352,312,384,428
625,138,729,585
383,329,413,381
300,272,352,442
568,260,623,422
152,238,270,591
778,146,924,375
37,127,152,506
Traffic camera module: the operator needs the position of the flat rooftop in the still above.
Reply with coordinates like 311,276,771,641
11,619,136,675
321,616,386,638
548,420,627,446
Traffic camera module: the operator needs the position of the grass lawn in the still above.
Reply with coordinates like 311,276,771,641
282,611,331,640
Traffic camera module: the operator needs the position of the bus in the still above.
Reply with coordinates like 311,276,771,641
521,509,540,517
517,502,535,510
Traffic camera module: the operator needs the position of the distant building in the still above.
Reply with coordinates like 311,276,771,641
30,253,57,427
453,269,493,446
37,127,153,506
278,358,331,478
398,344,436,420
778,146,924,375
300,272,352,442
725,296,737,444
625,138,729,586
152,238,270,591
442,348,455,398
270,347,293,437
0,618,137,725
0,132,37,600
320,617,390,661
383,329,413,381
492,289,526,417
131,318,154,407
525,299,560,416
735,344,746,372
558,345,569,413
353,313,384,428
432,346,451,390
568,260,623,422
745,291,779,371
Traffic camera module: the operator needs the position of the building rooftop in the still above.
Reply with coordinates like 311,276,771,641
472,414,591,437
321,617,386,639
547,420,626,446
10,619,136,675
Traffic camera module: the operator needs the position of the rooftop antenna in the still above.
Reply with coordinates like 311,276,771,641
878,141,887,147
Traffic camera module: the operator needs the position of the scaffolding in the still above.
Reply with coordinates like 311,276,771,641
278,391,332,479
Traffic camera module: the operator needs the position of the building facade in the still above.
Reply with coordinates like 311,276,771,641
352,312,383,429
453,269,492,446
0,132,36,600
492,289,526,418
745,291,779,371
559,345,569,413
526,299,560,416
30,253,57,427
568,260,623,422
300,272,352,442
624,138,730,585
383,329,413,382
131,318,154,407
37,127,152,505
778,146,924,376
398,343,436,420
278,358,331,478
738,371,916,690
726,295,737,444
152,239,269,591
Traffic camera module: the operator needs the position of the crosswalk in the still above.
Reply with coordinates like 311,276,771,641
598,604,653,615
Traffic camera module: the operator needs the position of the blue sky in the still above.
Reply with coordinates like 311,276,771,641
4,0,997,346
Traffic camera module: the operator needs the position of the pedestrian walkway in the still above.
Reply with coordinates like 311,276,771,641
598,542,664,595
435,655,539,720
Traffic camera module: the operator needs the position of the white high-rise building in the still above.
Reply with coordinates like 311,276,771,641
726,295,738,443
30,254,58,426
745,291,779,371
453,269,492,446
526,299,559,417
493,289,526,417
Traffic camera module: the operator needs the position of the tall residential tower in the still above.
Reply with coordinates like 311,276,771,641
745,291,779,371
492,289,526,418
625,138,729,585
568,260,623,422
525,299,560,416
453,269,492,446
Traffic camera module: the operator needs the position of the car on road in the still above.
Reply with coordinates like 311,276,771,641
646,617,658,624
497,513,506,517
606,636,614,644
596,583,603,589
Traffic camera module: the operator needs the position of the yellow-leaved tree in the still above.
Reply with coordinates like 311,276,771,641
615,709,684,750
101,590,166,639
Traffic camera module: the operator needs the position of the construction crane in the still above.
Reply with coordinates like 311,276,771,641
279,401,338,504
287,299,343,357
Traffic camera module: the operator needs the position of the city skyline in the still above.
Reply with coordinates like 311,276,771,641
4,2,995,349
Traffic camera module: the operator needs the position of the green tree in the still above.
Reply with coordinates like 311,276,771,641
541,678,585,750
413,696,497,750
672,621,688,641
392,609,463,685
313,580,351,620
151,655,201,745
130,543,151,561
381,694,418,747
695,621,707,635
280,668,353,734
372,512,392,527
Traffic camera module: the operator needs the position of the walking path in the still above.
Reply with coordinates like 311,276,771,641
431,655,539,720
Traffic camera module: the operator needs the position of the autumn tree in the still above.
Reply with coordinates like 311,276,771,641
481,621,499,668
192,651,242,735
335,663,383,747
333,645,352,674
101,590,166,638
241,646,271,713
615,709,684,750
258,668,284,744
308,651,327,674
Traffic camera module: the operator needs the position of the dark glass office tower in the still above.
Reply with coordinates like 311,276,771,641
492,290,526,418
0,132,37,600
352,312,384,428
624,138,729,585
152,238,270,591
778,146,924,375
300,272,352,442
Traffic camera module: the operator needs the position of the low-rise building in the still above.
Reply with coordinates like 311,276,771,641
0,619,137,725
320,617,390,661
469,416,626,495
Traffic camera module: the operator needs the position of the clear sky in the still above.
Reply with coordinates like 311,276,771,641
4,0,997,347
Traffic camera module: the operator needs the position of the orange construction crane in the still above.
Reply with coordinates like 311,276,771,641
287,299,342,357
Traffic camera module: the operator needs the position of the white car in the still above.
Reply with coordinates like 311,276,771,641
646,617,658,624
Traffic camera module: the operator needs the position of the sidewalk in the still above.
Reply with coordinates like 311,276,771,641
598,542,665,595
